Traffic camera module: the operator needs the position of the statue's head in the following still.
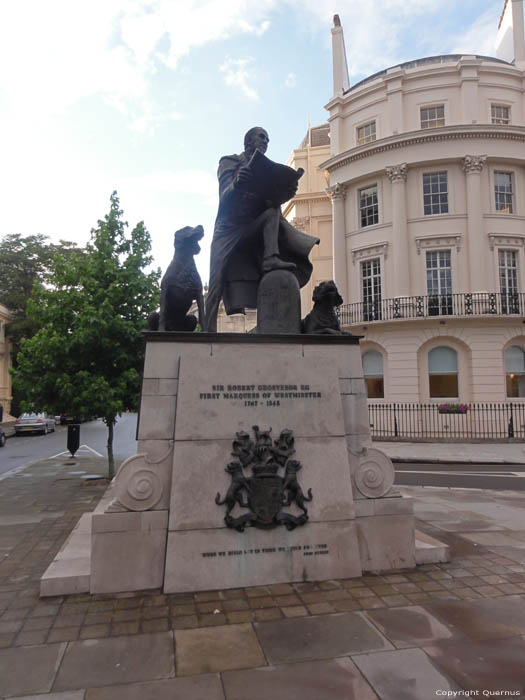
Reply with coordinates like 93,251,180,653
174,225,204,254
244,127,269,155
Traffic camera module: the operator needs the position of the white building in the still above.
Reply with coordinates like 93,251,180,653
302,4,525,418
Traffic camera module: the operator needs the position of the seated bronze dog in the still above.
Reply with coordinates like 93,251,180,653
302,280,351,335
149,225,206,332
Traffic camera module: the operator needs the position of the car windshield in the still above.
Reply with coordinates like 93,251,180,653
19,413,44,418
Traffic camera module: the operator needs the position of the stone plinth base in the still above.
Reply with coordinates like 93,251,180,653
40,332,428,597
90,511,168,594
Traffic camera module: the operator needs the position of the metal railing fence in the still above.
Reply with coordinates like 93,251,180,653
368,402,525,440
338,292,525,325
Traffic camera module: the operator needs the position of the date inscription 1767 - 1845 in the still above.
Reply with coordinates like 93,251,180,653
216,426,313,532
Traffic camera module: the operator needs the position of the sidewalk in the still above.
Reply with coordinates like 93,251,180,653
0,455,525,698
378,439,525,464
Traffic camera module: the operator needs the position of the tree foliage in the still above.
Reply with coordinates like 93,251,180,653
0,234,81,358
12,193,160,476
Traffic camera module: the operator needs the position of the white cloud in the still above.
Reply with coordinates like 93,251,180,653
450,6,500,57
220,57,259,101
284,72,297,88
124,169,218,203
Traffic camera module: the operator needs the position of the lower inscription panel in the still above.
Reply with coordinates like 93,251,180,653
164,520,361,593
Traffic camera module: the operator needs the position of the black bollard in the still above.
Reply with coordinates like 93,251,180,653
67,424,80,457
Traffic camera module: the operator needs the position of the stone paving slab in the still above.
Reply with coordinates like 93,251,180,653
0,642,66,697
53,632,175,691
351,647,462,699
424,637,525,693
362,604,464,649
3,457,525,697
8,693,85,700
221,657,380,700
253,611,393,664
84,674,225,700
424,595,525,640
174,623,266,676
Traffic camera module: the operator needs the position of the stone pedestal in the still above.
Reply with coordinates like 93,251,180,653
256,270,302,333
41,332,418,596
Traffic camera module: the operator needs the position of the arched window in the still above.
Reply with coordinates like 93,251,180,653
363,350,384,398
428,346,458,398
505,345,525,398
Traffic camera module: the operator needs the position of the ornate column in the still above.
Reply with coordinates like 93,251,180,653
327,182,348,301
385,163,409,297
463,155,487,292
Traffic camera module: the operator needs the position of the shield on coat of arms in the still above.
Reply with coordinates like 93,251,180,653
247,475,284,525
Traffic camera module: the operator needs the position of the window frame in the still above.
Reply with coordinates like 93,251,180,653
423,171,449,216
420,104,445,129
356,120,377,146
491,103,511,125
358,183,379,228
428,346,459,400
362,349,385,400
360,257,382,322
494,171,514,214
505,345,525,399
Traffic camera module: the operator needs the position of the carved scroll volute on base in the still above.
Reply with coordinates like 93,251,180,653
353,448,395,498
107,442,174,512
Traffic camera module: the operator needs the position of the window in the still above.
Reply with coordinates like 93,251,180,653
357,121,376,145
423,172,448,215
363,350,384,398
428,346,458,398
361,259,382,321
499,250,520,314
359,185,378,227
491,104,510,125
505,345,525,397
426,250,453,315
420,105,445,129
494,172,513,213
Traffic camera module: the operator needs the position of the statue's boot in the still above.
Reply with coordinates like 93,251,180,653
262,255,297,273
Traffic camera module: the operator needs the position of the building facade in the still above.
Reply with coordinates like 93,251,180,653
286,5,525,434
0,304,12,417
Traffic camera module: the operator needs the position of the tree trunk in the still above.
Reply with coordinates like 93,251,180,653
107,420,115,479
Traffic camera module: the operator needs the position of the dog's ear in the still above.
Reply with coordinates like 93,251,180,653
334,292,343,306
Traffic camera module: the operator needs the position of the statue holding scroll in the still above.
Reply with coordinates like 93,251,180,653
205,127,319,333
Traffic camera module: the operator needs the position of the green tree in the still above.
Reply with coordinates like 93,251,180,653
0,234,82,415
12,193,160,477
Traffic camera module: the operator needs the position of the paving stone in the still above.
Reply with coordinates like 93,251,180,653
53,631,175,690
425,595,525,640
222,657,379,700
226,611,254,624
10,692,85,700
0,642,66,697
281,606,308,618
84,674,224,700
15,629,49,646
352,647,461,699
425,636,525,692
254,611,393,664
363,605,462,649
175,623,265,676
79,624,110,639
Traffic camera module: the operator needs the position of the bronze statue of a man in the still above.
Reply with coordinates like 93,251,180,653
205,127,319,332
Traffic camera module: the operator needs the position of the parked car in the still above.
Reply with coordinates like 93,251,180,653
14,413,56,435
0,427,5,447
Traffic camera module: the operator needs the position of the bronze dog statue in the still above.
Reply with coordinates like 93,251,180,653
302,280,350,335
149,225,206,332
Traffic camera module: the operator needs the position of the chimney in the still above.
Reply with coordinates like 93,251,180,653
331,14,350,97
496,0,525,67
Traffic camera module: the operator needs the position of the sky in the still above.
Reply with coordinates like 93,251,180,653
0,0,505,284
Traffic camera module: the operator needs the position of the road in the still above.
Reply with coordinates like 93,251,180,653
0,413,138,477
394,461,525,490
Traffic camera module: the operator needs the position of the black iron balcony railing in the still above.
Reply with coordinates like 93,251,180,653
338,292,525,325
